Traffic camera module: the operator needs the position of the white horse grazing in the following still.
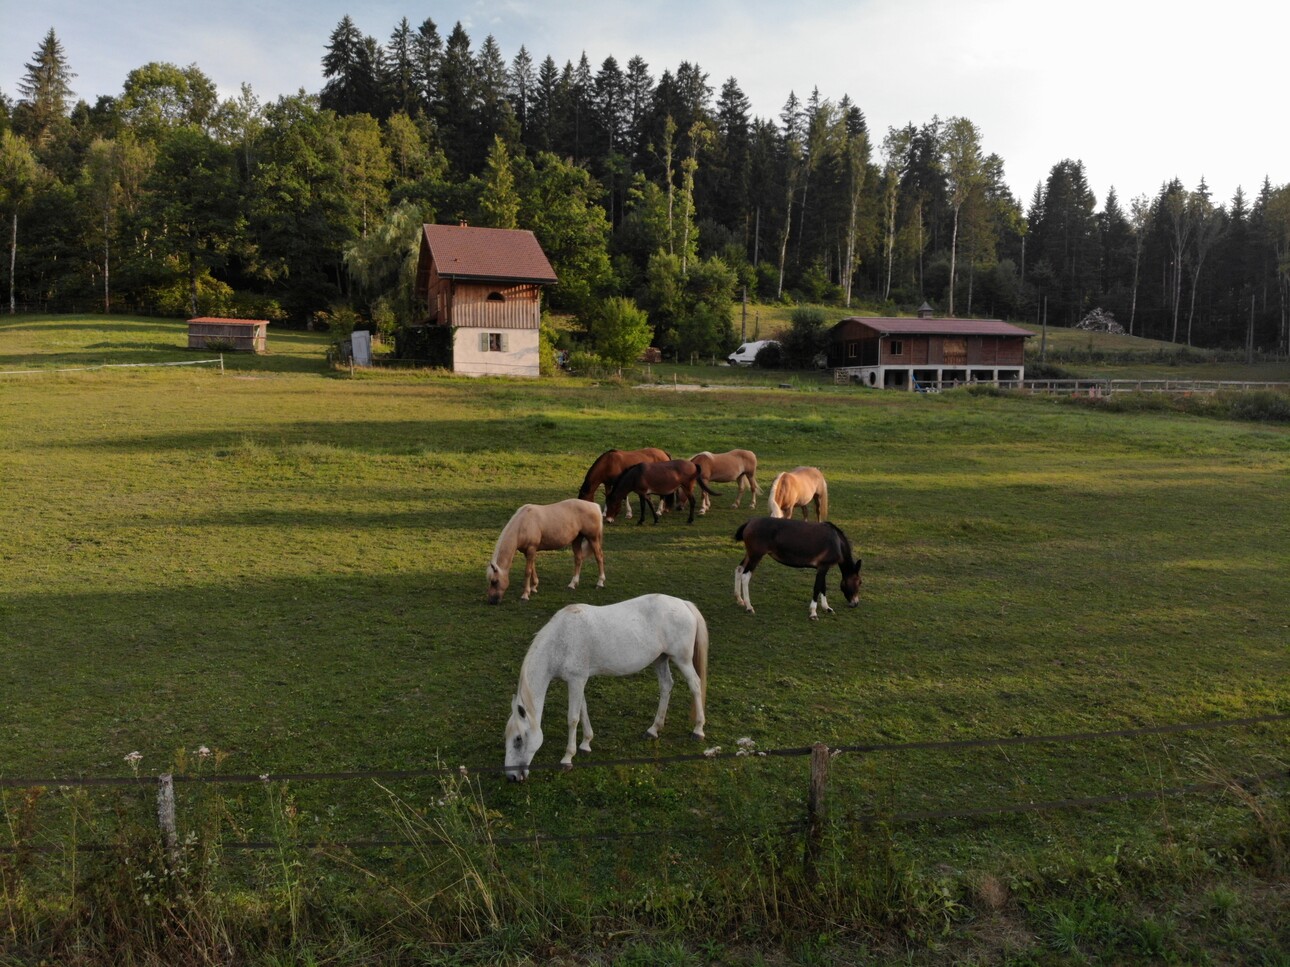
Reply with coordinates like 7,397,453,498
689,449,761,514
503,594,709,780
486,499,606,604
767,466,829,521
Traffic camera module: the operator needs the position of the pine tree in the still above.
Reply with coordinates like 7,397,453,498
508,46,535,143
16,28,76,146
386,19,419,117
412,18,443,111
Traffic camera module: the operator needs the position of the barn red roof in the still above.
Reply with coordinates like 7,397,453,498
420,224,557,284
832,317,1032,338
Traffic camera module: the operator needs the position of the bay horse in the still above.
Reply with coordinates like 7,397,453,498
605,459,717,524
689,449,761,514
486,499,605,604
733,517,862,620
577,447,671,519
768,466,829,521
503,594,709,780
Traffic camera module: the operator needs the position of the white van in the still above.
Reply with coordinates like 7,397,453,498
727,339,778,367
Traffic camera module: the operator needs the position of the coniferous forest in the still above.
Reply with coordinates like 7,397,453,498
3,19,1289,357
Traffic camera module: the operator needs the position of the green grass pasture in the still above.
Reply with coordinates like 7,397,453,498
1,316,1287,962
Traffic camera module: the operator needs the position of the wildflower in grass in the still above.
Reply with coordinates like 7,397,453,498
124,751,143,775
736,737,756,756
704,746,722,757
196,745,212,759
260,774,270,782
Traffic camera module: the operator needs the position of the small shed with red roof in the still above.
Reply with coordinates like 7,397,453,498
187,317,268,353
414,223,558,377
828,304,1032,390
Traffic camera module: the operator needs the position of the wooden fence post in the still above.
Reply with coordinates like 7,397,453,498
804,742,829,885
157,773,179,867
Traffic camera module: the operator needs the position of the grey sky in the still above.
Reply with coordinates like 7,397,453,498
3,0,1285,209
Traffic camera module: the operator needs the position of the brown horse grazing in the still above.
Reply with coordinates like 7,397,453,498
767,466,829,521
689,449,761,514
733,517,862,620
605,460,718,524
487,499,606,604
578,447,671,519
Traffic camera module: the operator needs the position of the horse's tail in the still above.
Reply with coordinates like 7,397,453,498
733,521,748,543
578,449,616,500
816,475,829,521
686,601,709,724
695,466,718,496
768,472,785,517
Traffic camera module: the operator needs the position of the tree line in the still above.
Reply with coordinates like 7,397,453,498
2,20,1289,359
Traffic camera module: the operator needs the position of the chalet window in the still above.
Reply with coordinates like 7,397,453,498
479,332,509,352
487,291,505,302
847,343,857,359
889,339,904,356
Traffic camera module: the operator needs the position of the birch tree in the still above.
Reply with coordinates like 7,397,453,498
941,116,983,316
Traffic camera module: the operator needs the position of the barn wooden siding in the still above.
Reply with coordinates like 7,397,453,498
187,318,268,353
443,282,543,330
879,335,1026,366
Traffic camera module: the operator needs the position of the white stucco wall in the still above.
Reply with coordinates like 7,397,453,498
453,327,540,377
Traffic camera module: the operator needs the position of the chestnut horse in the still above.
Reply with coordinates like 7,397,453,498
689,449,761,515
767,466,829,521
487,499,606,604
733,517,862,620
578,447,671,518
605,460,717,524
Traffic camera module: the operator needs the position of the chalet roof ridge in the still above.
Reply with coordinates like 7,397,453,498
834,315,1033,337
420,222,558,284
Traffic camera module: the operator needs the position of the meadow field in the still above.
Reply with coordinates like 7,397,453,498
1,314,1287,964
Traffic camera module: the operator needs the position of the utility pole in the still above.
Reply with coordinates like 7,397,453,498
1040,295,1048,363
741,287,747,341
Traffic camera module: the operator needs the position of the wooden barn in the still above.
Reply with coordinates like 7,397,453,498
828,305,1032,390
413,223,558,377
187,317,268,353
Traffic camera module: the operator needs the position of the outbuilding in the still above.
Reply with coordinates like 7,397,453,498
187,317,268,353
413,222,558,377
827,305,1031,390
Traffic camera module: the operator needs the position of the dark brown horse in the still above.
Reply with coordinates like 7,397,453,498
733,518,862,620
578,447,671,518
606,460,718,524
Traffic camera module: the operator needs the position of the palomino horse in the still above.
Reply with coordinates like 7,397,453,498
577,447,671,519
733,517,862,620
503,594,709,780
486,499,606,604
767,466,829,521
605,459,717,524
689,449,761,515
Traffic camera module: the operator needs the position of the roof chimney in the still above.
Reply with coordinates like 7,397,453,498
458,218,469,228
917,301,934,319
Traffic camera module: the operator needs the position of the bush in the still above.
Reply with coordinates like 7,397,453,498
1228,390,1290,422
754,342,783,368
584,296,652,368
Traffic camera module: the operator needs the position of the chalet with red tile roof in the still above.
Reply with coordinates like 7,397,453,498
828,303,1032,390
414,223,558,377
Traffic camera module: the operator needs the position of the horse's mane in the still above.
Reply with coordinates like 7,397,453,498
823,520,854,564
578,449,619,498
491,506,527,568
606,461,644,503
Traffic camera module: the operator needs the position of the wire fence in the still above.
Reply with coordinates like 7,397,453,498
0,357,225,377
2,712,1284,862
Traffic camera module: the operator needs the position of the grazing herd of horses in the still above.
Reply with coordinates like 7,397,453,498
495,446,863,779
